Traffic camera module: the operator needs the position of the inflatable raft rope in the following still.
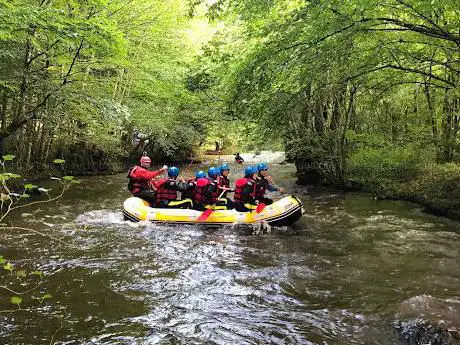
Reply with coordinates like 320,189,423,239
123,195,304,227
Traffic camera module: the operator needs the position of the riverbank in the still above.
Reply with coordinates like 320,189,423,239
346,163,460,220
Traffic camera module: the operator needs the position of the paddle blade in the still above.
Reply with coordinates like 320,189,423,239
256,203,266,213
197,209,213,221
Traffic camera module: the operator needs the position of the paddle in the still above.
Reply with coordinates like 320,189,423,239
197,189,227,221
256,202,266,213
183,159,194,179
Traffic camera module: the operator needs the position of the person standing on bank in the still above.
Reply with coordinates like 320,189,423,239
127,154,167,205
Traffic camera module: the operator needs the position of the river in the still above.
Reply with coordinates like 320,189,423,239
1,157,459,344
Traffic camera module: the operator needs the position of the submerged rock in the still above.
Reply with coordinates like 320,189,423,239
395,295,460,345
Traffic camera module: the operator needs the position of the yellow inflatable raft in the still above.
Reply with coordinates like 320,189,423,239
123,195,304,226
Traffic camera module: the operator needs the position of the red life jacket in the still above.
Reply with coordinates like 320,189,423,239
127,166,146,194
155,178,178,202
255,176,269,198
183,178,197,200
217,175,230,189
234,178,256,203
194,178,210,203
206,177,220,204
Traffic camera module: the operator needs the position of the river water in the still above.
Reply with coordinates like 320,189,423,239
1,158,459,344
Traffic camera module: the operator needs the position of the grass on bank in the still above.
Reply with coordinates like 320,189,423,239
348,146,460,218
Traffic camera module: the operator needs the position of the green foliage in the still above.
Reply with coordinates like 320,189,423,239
31,271,43,277
16,270,27,278
0,0,208,169
23,183,37,190
412,164,460,207
10,296,22,305
348,145,426,183
0,153,78,224
191,0,460,184
0,256,52,311
3,262,13,272
2,155,15,161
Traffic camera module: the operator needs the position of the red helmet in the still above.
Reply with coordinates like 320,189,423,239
140,155,151,165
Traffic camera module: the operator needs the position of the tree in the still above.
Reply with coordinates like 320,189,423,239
192,0,460,184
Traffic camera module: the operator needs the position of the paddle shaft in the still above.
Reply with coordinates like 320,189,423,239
183,159,194,178
215,189,226,202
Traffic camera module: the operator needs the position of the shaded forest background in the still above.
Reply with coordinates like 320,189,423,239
1,0,460,214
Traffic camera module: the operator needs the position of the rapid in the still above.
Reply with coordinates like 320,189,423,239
1,152,459,344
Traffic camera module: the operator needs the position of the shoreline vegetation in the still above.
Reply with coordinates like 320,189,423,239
9,148,460,221
2,1,459,225
297,148,460,220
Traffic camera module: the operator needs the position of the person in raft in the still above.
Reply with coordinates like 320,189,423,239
234,152,244,164
182,170,206,204
127,154,167,205
193,167,226,210
233,166,258,212
153,167,193,209
255,162,284,205
217,163,234,209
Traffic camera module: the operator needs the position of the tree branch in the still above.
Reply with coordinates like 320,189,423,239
63,39,84,85
393,0,450,38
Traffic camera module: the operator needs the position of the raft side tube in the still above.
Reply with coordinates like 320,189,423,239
122,195,303,226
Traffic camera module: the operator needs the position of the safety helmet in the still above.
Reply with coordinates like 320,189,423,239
244,166,258,177
140,155,151,165
219,163,230,174
208,167,219,178
257,162,268,171
195,170,206,179
168,166,179,177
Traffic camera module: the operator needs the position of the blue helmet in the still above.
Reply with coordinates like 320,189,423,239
244,166,257,177
257,162,268,171
208,167,219,178
195,170,206,179
168,166,179,177
219,163,230,174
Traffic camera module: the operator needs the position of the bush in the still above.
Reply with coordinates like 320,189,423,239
409,163,460,208
348,145,430,182
346,145,433,197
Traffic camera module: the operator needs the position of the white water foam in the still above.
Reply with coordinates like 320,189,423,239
244,150,285,164
75,209,126,225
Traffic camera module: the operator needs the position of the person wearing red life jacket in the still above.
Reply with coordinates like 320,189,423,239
194,173,210,211
255,162,284,205
217,163,231,195
153,167,192,209
127,154,167,205
217,163,234,209
193,167,226,210
234,152,244,164
234,166,258,212
182,170,206,205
